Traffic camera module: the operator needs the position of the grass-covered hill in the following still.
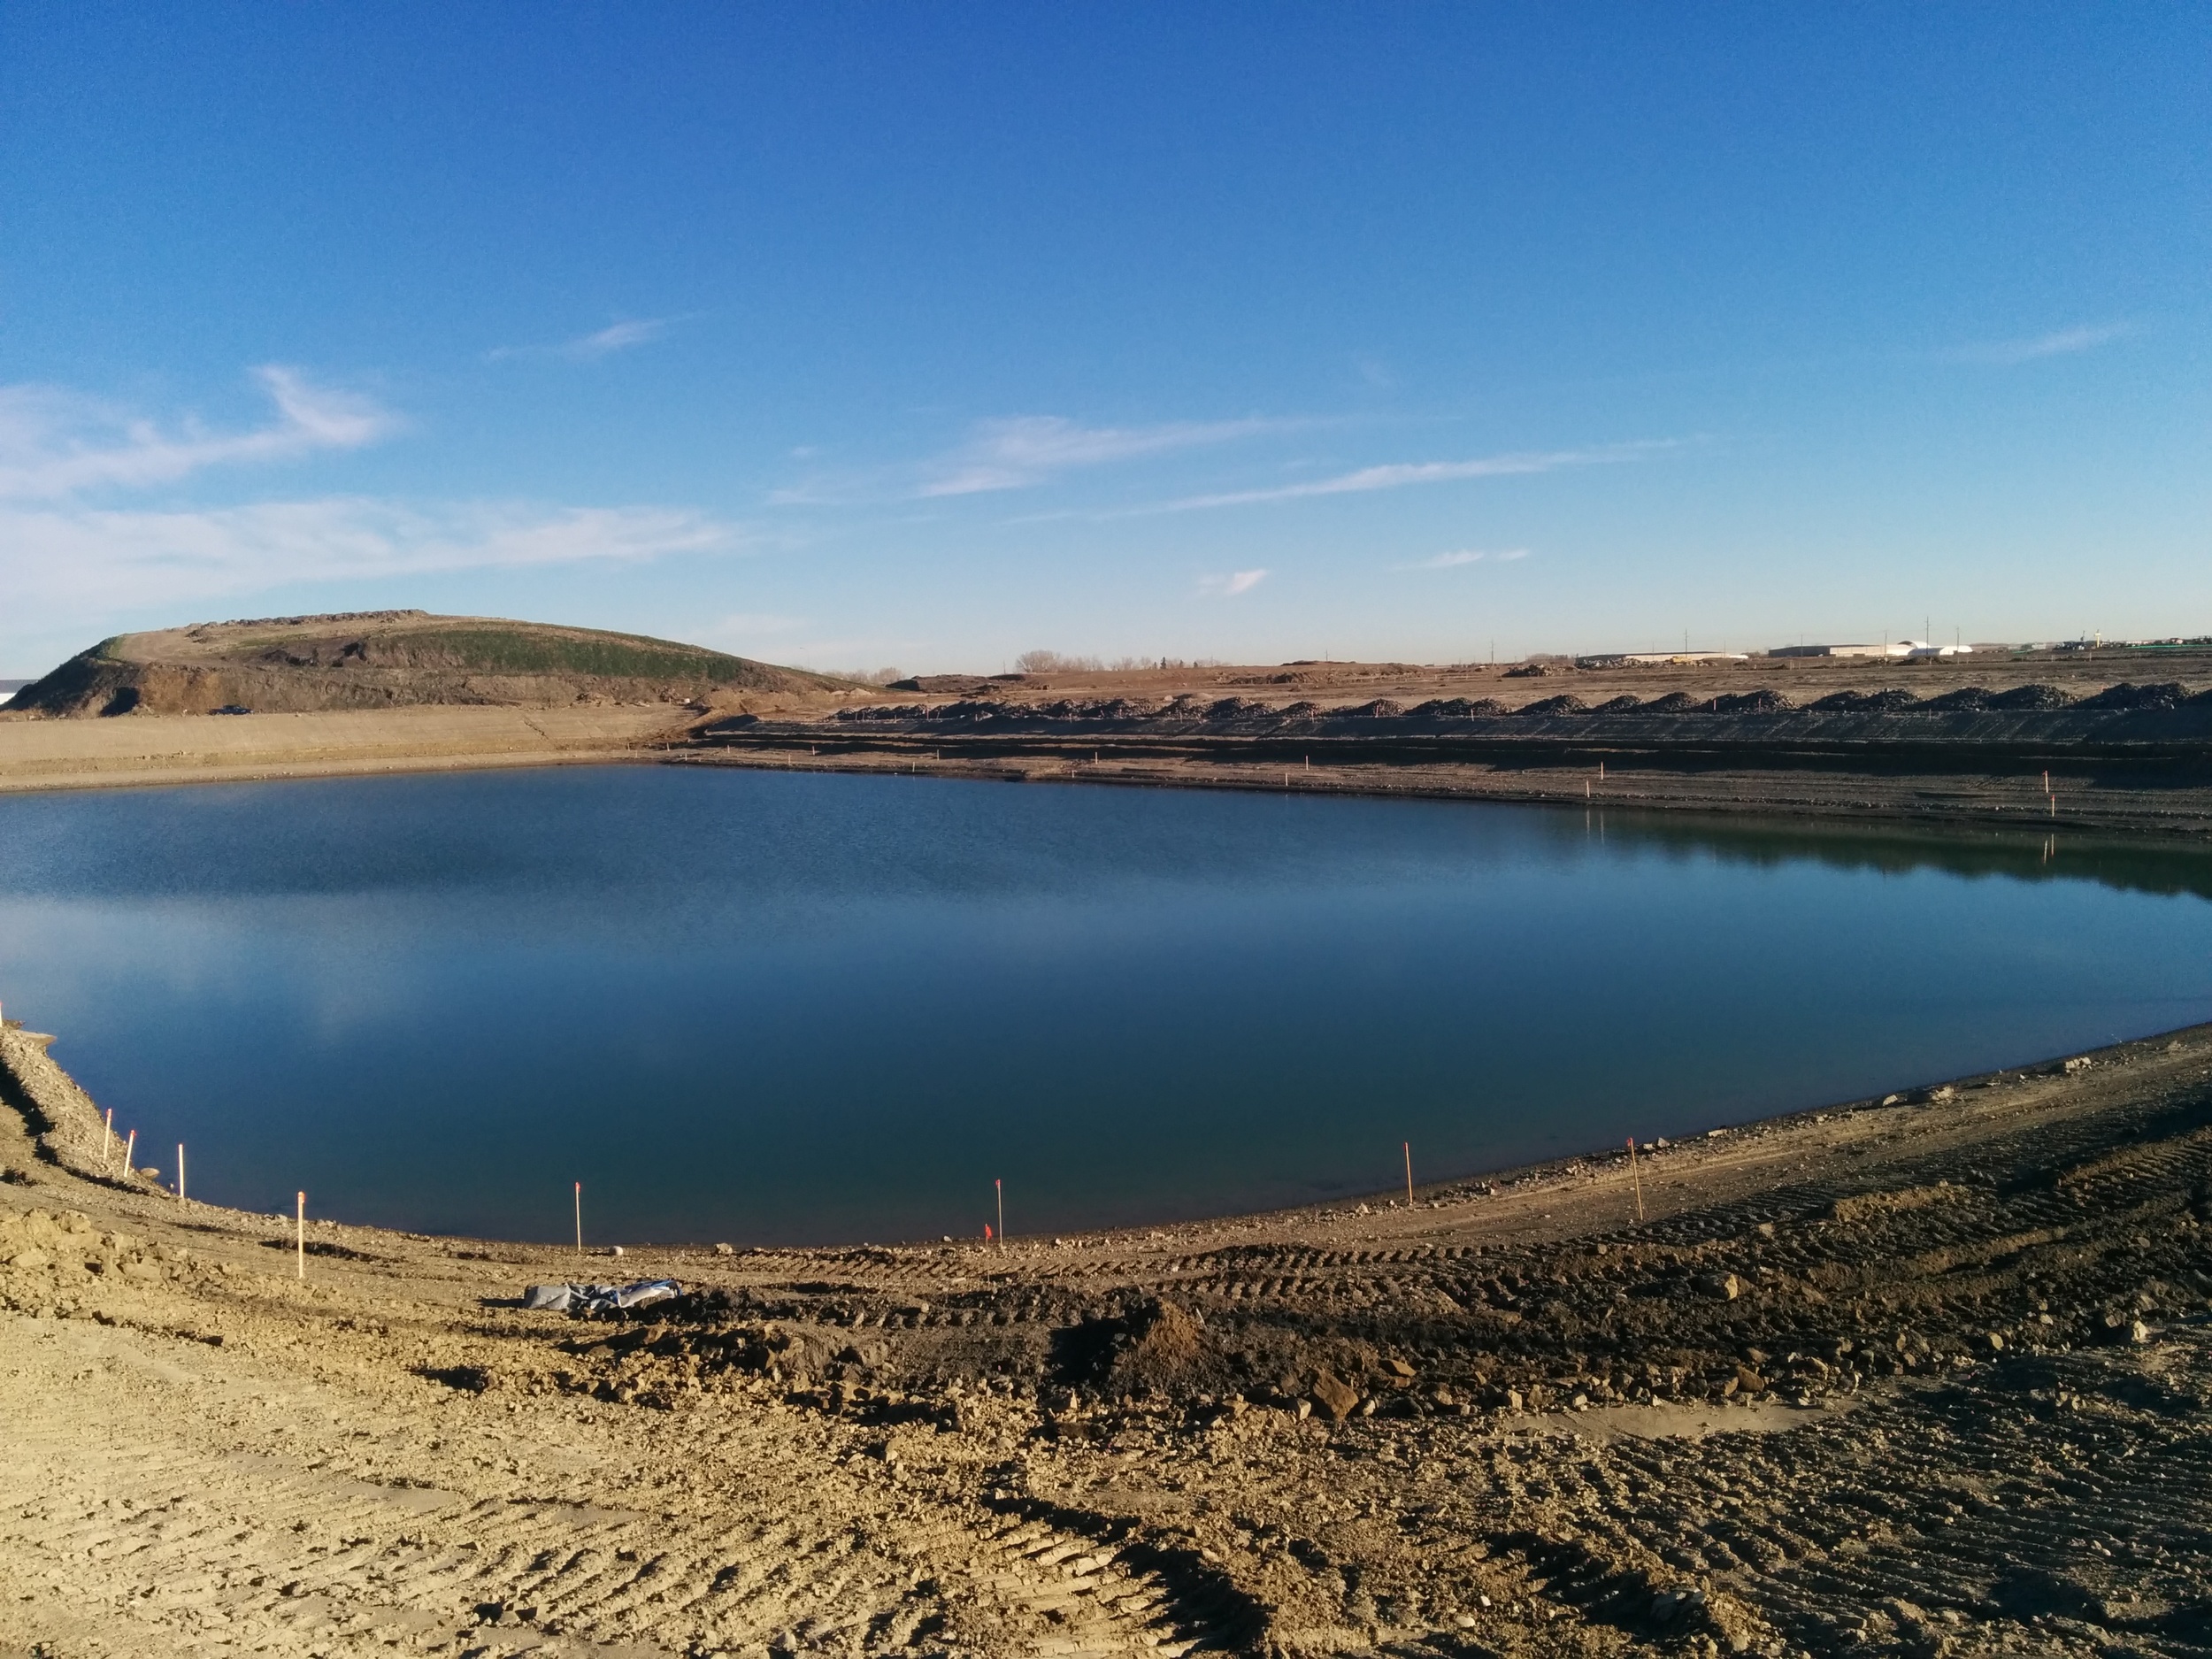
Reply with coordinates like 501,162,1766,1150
10,611,849,716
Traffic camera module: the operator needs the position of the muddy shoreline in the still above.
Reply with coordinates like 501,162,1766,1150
672,740,2212,840
13,728,2212,842
3,1008,2184,1255
5,1014,2212,1655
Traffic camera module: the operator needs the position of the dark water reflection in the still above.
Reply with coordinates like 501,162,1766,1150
1,765,2208,1245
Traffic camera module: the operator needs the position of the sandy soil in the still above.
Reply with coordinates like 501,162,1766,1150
0,707,694,795
4,1014,2211,1657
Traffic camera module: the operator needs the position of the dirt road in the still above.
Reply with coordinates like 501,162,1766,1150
4,1019,2212,1656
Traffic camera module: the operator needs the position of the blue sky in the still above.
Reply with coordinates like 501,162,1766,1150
1,4,2205,677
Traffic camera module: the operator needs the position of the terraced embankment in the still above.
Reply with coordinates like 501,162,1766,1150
4,1018,2212,1655
689,684,2212,835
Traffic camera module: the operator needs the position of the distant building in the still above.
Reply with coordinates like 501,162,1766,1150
1576,651,1749,668
1770,641,1971,659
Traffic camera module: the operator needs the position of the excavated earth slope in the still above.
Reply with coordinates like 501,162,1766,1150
9,611,848,718
688,678,2212,836
4,1016,2212,1656
774,679,2212,762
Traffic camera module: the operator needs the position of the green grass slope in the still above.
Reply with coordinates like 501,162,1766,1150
11,611,849,717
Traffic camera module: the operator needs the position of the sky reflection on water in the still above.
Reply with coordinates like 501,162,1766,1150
2,765,2208,1245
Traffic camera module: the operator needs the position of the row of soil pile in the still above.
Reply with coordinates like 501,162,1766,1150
827,680,2205,728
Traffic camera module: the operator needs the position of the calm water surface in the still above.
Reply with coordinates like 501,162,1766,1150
3,765,2209,1245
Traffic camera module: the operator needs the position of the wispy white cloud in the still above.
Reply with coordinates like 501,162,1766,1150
1401,547,1530,570
1140,441,1675,514
1945,323,2131,365
0,497,746,615
772,412,1298,505
486,316,679,363
918,415,1294,498
0,368,751,632
0,366,396,501
1198,568,1269,597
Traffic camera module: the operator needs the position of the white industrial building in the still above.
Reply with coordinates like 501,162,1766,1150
1771,641,1973,659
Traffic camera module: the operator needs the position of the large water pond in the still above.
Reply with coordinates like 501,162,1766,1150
2,765,2209,1245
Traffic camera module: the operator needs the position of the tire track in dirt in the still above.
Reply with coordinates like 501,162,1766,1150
0,1310,1239,1657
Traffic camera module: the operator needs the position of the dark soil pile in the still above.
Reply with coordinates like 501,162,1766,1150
1988,683,2074,709
2078,681,2193,711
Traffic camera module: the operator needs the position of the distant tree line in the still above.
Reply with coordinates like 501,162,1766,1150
1014,650,1225,673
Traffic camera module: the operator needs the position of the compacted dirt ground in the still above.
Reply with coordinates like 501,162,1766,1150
4,1021,2212,1658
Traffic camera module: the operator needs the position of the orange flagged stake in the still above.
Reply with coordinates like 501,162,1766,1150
296,1192,306,1280
123,1128,135,1180
176,1143,185,1202
574,1181,583,1258
1403,1141,1414,1205
995,1178,1005,1251
984,1223,993,1241
103,1109,113,1170
1627,1138,1646,1224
